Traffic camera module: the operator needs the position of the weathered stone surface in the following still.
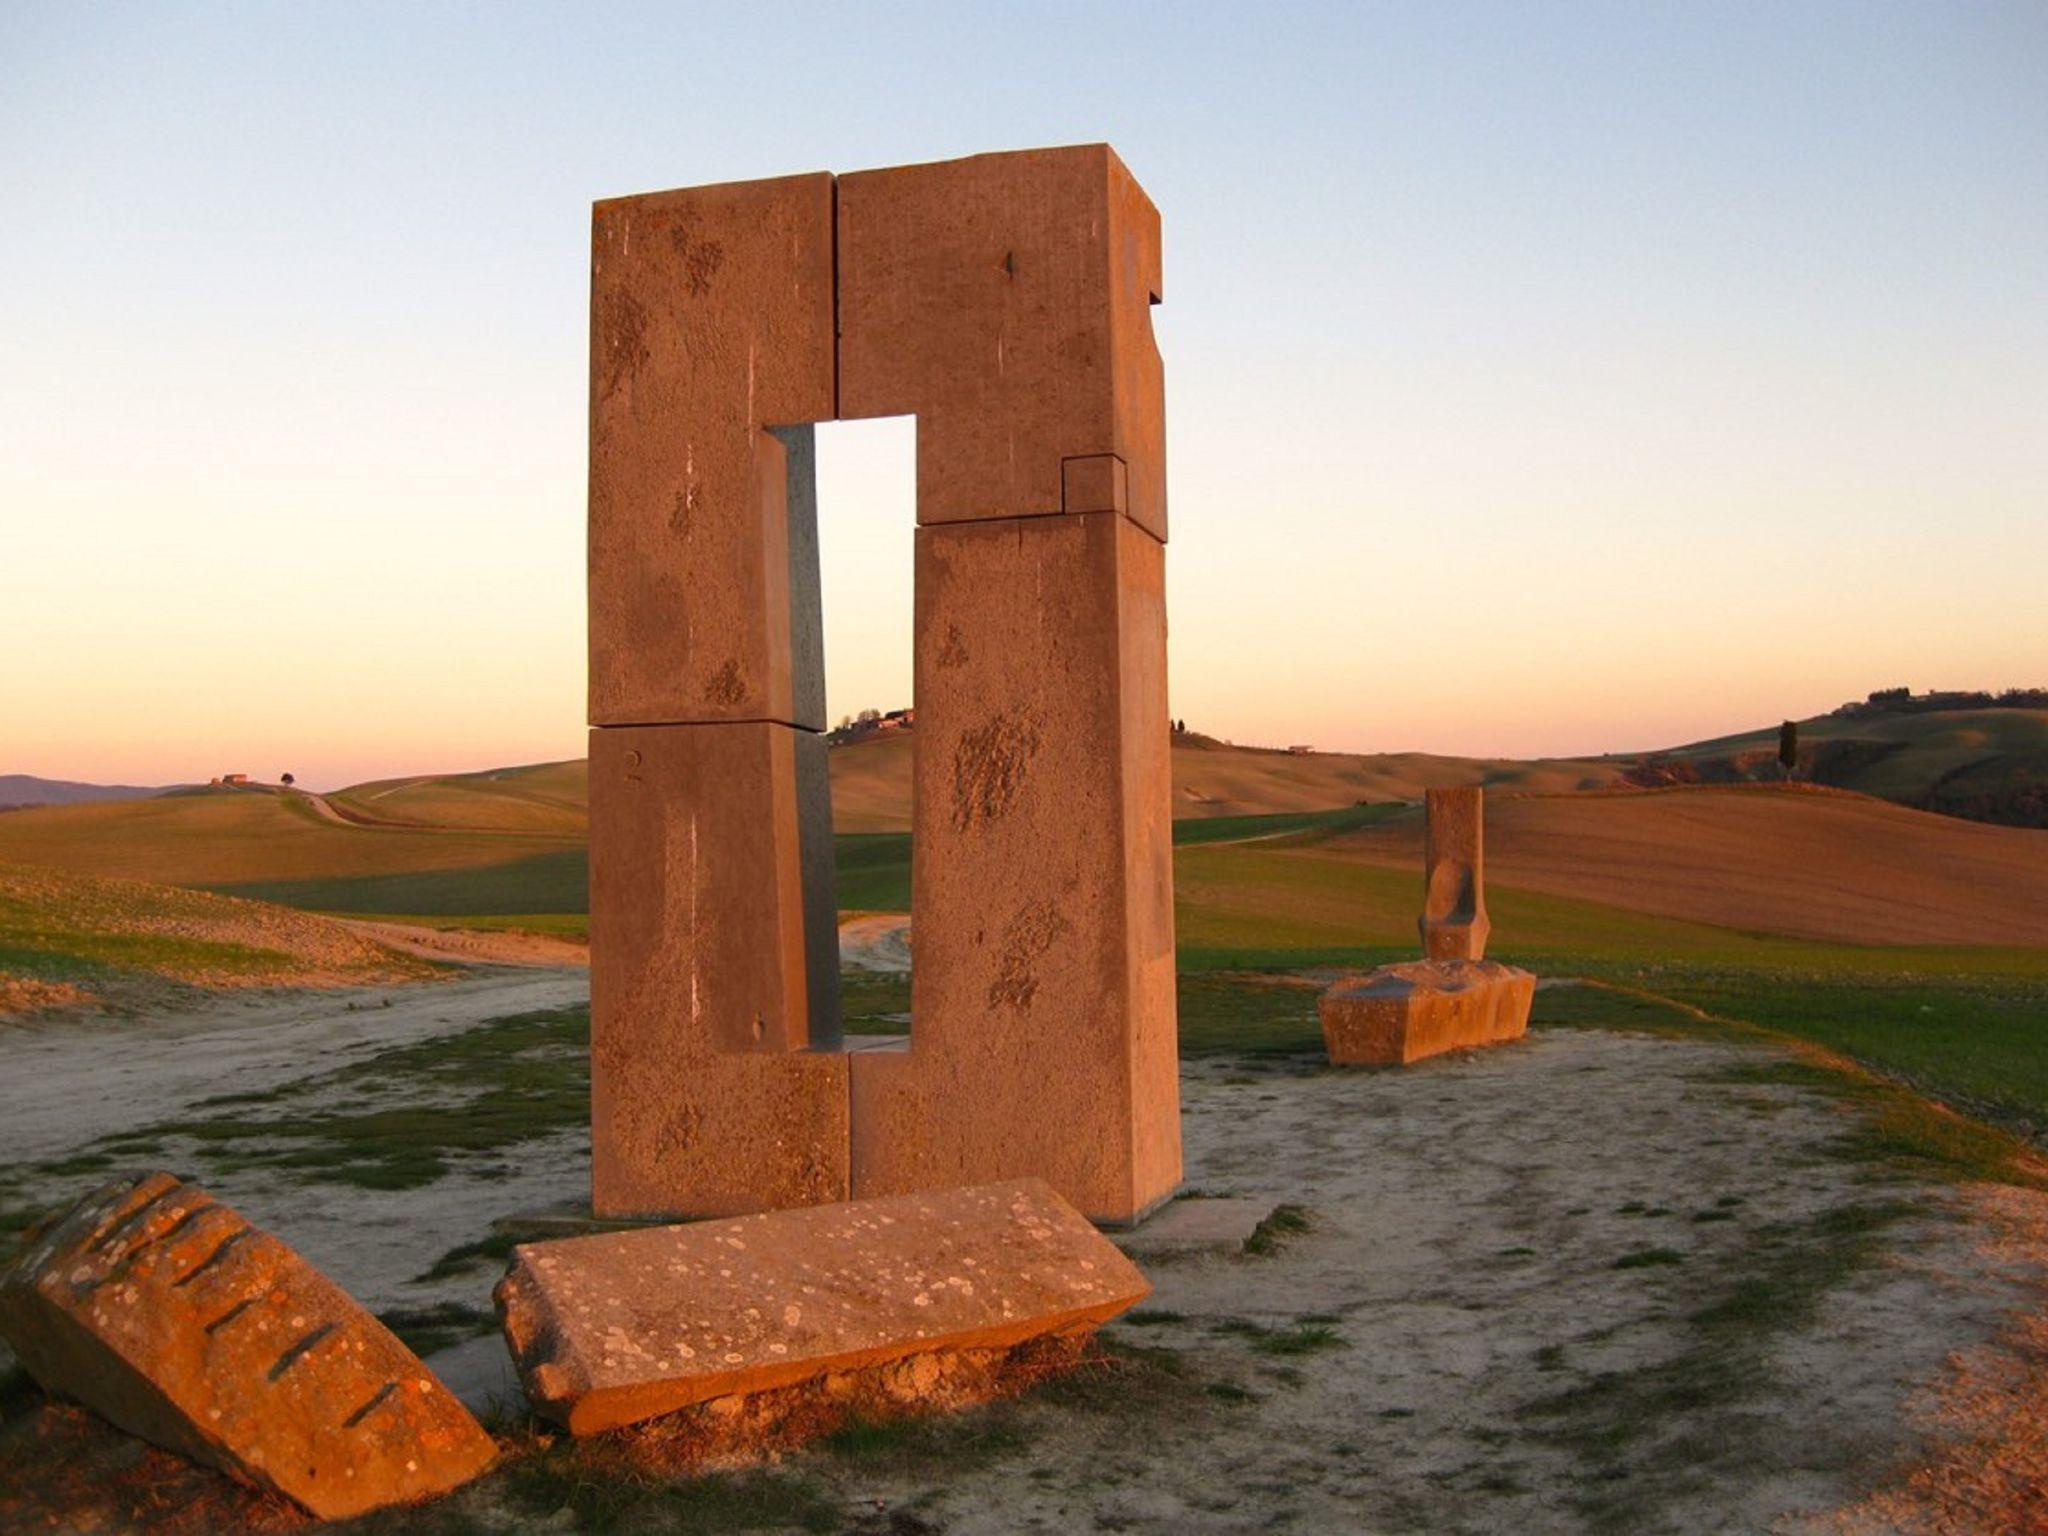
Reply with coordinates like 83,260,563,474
850,511,1180,1225
1421,786,1490,961
496,1178,1148,1435
0,1173,496,1519
589,172,834,730
589,722,848,1218
587,145,1179,1224
838,144,1166,539
1319,960,1535,1066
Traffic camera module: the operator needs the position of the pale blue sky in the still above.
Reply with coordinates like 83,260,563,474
3,2,2043,787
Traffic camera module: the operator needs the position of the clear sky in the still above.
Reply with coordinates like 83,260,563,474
3,2,2043,790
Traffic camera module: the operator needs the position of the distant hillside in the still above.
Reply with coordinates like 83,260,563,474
1637,704,2048,828
0,774,167,810
3,701,2043,932
326,759,586,836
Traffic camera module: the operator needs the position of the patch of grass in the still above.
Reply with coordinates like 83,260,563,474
497,1455,845,1536
1176,973,1329,1057
1122,1309,1186,1328
1612,1247,1686,1270
1205,1381,1260,1404
1243,1203,1312,1256
1540,981,2048,1187
1210,1318,1347,1357
37,1005,591,1194
818,1408,1027,1474
1520,1197,1911,1531
218,849,590,918
375,1301,497,1357
838,969,911,1034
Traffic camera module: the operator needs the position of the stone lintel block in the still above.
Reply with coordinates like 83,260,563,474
1421,785,1490,961
496,1178,1149,1435
589,723,848,1218
849,513,1180,1224
0,1173,496,1520
837,144,1166,540
1319,960,1534,1066
589,172,833,729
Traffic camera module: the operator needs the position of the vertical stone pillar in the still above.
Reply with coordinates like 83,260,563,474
1421,786,1490,961
838,147,1180,1225
586,145,1180,1226
587,174,847,1217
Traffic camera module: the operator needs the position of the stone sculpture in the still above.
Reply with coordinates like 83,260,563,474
0,1172,496,1520
587,145,1179,1226
1320,788,1535,1065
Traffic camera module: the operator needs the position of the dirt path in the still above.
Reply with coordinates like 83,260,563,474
0,968,587,1167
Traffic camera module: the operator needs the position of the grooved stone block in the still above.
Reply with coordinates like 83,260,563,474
1319,960,1535,1066
838,144,1166,538
1422,786,1490,961
497,1178,1148,1435
590,722,848,1217
850,512,1179,1225
589,172,834,729
0,1173,496,1520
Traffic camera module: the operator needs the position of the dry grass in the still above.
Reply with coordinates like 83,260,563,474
0,862,437,1014
1819,1184,2048,1534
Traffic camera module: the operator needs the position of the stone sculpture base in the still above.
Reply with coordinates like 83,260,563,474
0,1173,496,1520
496,1178,1148,1435
1319,960,1535,1066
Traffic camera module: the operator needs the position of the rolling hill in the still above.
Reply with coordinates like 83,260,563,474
1643,705,2048,827
0,860,435,1014
2,709,2043,949
1324,784,2048,948
0,775,168,810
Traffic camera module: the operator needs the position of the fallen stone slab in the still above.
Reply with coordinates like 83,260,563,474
1320,959,1535,1066
497,1176,1148,1434
1113,1197,1277,1258
0,1172,497,1519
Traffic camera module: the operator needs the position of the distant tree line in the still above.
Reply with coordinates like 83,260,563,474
1833,687,2048,719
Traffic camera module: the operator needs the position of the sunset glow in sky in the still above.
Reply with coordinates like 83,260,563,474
4,2,2043,789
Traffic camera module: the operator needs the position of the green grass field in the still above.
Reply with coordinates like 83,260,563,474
4,793,2042,1147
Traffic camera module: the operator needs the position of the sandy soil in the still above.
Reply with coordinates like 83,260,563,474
1330,785,2048,946
819,1033,2043,1533
5,989,2043,1532
0,968,587,1169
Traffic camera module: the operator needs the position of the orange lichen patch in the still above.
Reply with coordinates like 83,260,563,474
0,973,95,1017
1819,1184,2048,1534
